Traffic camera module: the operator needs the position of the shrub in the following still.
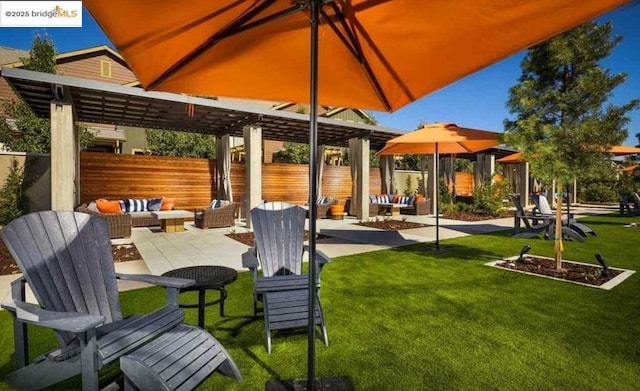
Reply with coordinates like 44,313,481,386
473,180,510,215
0,158,24,225
578,181,618,203
439,177,452,205
438,201,458,214
404,175,416,196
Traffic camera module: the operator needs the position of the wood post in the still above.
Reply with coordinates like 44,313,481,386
554,191,563,270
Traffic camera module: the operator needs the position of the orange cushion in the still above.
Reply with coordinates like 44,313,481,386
96,198,123,214
392,194,400,203
161,197,176,211
415,195,425,203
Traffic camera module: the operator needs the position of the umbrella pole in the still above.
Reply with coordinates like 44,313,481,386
435,143,440,250
307,0,320,389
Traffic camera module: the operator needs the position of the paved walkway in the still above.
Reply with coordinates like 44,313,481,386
129,204,618,275
0,204,618,306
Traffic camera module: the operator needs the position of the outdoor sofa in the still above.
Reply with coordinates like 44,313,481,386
367,194,432,216
76,197,174,238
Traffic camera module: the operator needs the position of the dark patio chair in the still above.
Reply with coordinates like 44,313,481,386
618,192,638,216
242,202,329,353
530,193,596,236
510,194,584,242
0,211,241,390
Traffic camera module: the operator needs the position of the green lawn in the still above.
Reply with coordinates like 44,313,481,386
1,214,639,390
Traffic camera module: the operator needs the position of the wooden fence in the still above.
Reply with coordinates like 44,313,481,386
80,153,382,211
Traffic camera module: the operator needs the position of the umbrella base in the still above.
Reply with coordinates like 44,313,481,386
428,244,454,252
266,377,353,391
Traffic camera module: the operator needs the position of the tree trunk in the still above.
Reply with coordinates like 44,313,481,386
554,190,563,270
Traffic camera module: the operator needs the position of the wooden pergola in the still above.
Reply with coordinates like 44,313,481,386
2,67,407,225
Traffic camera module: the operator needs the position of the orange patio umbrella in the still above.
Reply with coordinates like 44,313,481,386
497,152,525,164
82,0,629,113
377,122,500,155
497,145,640,163
378,122,500,250
84,0,632,387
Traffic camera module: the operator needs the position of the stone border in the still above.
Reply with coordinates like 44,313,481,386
485,255,635,290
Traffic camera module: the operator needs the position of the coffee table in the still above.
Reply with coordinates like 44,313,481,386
151,210,192,232
378,203,409,216
162,265,238,328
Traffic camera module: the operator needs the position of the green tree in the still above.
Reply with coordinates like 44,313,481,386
21,34,57,73
0,159,24,225
503,21,639,268
273,142,310,164
145,129,216,158
454,158,473,172
0,34,94,152
405,155,421,170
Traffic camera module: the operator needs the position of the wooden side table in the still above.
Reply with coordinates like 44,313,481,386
151,210,192,232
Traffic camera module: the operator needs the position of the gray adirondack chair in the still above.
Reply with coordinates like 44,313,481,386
0,211,241,390
510,195,585,242
618,192,638,216
530,193,596,237
242,202,329,353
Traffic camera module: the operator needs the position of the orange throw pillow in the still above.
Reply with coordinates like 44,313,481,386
392,194,400,203
161,197,176,211
96,198,123,214
415,195,425,203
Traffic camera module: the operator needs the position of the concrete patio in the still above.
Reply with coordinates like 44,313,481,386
0,204,619,305
127,204,616,276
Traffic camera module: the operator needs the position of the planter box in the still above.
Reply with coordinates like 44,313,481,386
486,255,635,290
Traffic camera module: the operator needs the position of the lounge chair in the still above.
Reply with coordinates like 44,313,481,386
530,193,596,236
194,201,237,228
242,202,330,353
618,192,638,216
306,197,339,219
510,194,584,242
631,192,640,209
0,211,241,390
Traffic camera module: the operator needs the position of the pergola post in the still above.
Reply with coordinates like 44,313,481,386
348,138,369,220
357,139,370,220
50,101,78,211
244,125,262,229
426,154,437,214
523,162,530,207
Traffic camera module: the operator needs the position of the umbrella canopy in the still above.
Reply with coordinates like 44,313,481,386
610,146,640,156
497,145,640,163
377,122,500,155
378,122,500,251
84,0,632,387
83,0,628,113
497,152,524,164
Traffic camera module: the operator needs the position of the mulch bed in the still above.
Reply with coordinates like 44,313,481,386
443,210,515,221
495,256,623,286
357,220,430,231
0,240,142,276
225,231,332,247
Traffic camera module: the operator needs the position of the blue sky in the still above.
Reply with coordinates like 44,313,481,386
0,4,639,144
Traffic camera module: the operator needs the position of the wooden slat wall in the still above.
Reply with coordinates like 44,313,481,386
80,152,217,211
451,172,474,196
80,153,382,210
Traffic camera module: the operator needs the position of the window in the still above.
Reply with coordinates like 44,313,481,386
100,60,112,78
